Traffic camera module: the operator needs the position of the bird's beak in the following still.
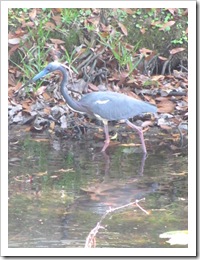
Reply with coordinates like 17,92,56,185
14,68,48,96
32,69,47,82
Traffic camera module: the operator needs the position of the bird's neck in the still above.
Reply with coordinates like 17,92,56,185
58,66,87,113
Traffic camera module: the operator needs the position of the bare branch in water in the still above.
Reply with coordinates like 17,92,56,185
85,198,148,248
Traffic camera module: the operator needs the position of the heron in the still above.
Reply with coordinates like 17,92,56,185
31,62,157,153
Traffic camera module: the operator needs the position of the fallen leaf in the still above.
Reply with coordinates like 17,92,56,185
44,107,51,114
44,22,56,30
100,23,112,32
34,171,48,176
183,9,188,16
53,8,62,13
8,74,17,88
159,124,172,130
140,28,146,34
120,143,140,147
167,8,177,16
109,72,120,81
29,8,37,21
50,38,65,44
42,92,51,100
156,96,170,101
32,139,49,142
14,81,22,91
24,126,32,132
151,75,165,81
123,42,134,51
151,20,162,26
8,38,20,45
52,15,62,26
141,120,154,128
36,86,47,95
126,78,135,84
118,22,128,36
157,100,175,113
122,8,134,14
158,56,168,61
22,102,31,112
123,91,140,100
57,168,74,173
118,72,129,85
139,48,153,55
159,21,175,31
50,175,58,179
21,21,35,28
87,17,100,27
88,83,99,91
15,28,26,36
50,121,55,130
169,47,185,55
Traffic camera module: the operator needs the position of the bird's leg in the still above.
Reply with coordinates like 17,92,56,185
138,153,148,176
125,119,147,154
101,121,110,152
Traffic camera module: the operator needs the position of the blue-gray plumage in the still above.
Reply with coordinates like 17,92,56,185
32,62,157,153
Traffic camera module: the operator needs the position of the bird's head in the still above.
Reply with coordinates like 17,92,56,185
32,62,62,82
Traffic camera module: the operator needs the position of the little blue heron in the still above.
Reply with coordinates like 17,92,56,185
31,62,157,153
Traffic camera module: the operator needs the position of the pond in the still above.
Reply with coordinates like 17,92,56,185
8,125,188,249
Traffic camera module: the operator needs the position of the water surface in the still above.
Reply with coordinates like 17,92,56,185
8,127,188,248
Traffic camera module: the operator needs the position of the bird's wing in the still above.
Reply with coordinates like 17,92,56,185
79,92,156,121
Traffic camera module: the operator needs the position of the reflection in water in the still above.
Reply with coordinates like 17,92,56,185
101,151,147,176
70,150,158,216
8,132,188,248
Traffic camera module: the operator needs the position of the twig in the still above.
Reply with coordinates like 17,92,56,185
135,199,150,215
85,198,147,248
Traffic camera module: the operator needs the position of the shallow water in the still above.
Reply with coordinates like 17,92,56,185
8,126,188,248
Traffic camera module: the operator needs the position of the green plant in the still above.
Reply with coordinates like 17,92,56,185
117,9,128,21
61,8,80,25
171,32,188,44
9,10,54,81
164,12,173,23
84,24,96,32
143,79,159,87
62,49,79,74
147,8,156,17
110,9,128,22
171,25,188,44
135,9,141,15
8,8,30,27
79,9,92,17
98,32,140,75
135,23,142,29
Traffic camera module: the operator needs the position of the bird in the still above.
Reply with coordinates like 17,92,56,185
31,62,157,153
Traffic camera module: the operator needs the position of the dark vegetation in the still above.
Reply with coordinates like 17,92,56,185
8,8,188,151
